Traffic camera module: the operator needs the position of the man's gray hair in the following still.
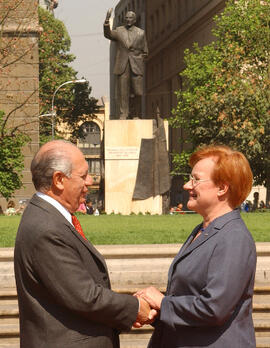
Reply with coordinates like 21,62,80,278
31,140,77,191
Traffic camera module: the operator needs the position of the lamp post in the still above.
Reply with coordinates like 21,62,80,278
51,79,87,139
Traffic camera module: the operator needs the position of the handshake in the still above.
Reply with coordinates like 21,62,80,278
133,286,164,328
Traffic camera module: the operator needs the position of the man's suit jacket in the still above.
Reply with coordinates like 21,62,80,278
14,194,138,348
148,209,257,348
104,23,148,76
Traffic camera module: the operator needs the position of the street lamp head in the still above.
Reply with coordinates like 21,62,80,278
74,79,87,84
50,78,87,139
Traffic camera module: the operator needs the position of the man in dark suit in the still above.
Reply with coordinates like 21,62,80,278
104,9,148,119
14,140,153,348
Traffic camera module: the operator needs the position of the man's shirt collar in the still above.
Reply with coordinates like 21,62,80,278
36,192,72,225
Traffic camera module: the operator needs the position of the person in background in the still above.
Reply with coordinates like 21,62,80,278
76,201,87,214
175,203,185,214
169,207,176,215
86,199,94,215
4,200,17,216
259,200,265,209
244,200,250,212
14,140,155,348
136,145,256,348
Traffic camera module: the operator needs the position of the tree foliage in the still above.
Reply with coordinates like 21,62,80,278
172,0,270,201
39,7,99,141
38,6,76,139
0,111,30,200
63,80,100,140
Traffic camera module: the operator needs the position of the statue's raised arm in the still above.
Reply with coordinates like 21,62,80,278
105,8,113,22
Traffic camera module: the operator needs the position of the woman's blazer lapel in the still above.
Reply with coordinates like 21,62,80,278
166,210,241,293
166,223,220,293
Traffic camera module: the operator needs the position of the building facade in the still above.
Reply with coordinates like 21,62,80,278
145,0,226,205
77,97,109,191
57,97,109,209
0,0,40,210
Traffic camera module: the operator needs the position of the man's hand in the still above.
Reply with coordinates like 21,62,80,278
135,286,164,310
105,8,113,22
133,297,158,328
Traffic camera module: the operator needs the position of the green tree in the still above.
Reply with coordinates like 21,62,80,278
39,7,99,141
0,111,30,200
172,0,270,202
38,6,76,141
63,80,100,140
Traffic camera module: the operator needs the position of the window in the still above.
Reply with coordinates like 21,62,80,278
160,57,164,79
168,0,172,28
155,9,159,37
87,159,100,175
161,4,166,33
78,122,101,155
82,122,99,134
150,15,154,41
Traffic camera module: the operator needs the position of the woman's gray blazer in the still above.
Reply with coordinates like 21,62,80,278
148,209,257,348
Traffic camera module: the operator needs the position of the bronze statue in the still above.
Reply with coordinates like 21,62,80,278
104,9,148,119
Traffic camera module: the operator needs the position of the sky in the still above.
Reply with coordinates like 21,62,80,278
54,0,120,100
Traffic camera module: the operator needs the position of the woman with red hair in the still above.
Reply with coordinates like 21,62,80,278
136,145,256,348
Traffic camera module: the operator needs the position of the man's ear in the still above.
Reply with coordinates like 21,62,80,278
217,183,229,197
52,171,65,191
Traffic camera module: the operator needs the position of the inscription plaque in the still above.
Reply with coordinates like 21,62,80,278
105,147,140,160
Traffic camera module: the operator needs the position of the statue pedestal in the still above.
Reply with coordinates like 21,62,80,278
104,120,167,215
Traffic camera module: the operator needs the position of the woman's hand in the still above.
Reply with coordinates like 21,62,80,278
135,286,164,310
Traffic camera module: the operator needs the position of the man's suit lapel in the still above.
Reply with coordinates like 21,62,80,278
65,221,109,272
119,27,131,49
30,194,108,272
121,26,139,49
128,27,138,46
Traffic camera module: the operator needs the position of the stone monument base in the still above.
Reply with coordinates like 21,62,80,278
104,120,167,215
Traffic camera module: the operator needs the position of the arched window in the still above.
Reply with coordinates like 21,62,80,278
78,121,101,153
82,122,100,134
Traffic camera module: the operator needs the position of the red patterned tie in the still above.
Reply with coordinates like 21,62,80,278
71,215,87,240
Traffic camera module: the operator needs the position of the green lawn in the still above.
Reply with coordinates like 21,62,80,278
0,212,269,247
